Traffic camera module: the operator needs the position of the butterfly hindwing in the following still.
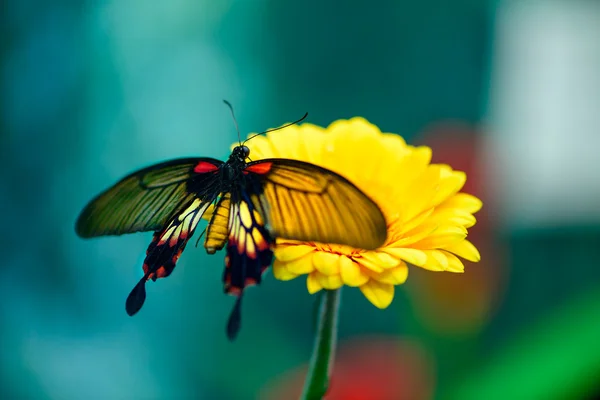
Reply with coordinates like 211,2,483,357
223,189,274,340
126,197,215,315
76,157,223,238
244,159,387,250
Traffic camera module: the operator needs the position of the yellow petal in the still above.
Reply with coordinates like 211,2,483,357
419,250,448,271
439,193,483,214
441,250,466,273
315,272,343,290
393,146,433,193
372,264,408,285
391,223,438,247
264,127,303,158
282,255,315,275
373,251,402,268
445,239,481,262
306,272,322,294
380,132,407,151
398,165,440,223
247,135,279,159
272,261,299,281
398,208,434,234
355,253,385,273
339,256,369,286
312,252,341,276
411,225,467,250
381,248,427,266
275,245,315,262
429,209,477,228
360,280,394,309
430,170,466,207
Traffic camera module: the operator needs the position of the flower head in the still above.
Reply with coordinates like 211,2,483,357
243,117,482,308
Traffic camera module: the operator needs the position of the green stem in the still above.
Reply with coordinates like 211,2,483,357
300,289,341,400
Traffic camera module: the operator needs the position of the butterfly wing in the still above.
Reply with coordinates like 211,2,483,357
244,159,387,250
126,197,216,315
76,158,225,315
76,158,223,238
222,188,274,340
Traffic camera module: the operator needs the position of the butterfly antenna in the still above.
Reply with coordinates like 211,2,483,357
223,99,242,145
243,112,308,144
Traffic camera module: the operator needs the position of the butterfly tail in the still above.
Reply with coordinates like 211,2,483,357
125,198,210,316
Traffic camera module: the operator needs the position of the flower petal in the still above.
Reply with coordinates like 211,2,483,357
397,208,434,235
312,252,341,276
360,280,394,309
306,272,322,294
381,247,427,267
282,255,315,275
420,250,448,271
373,251,402,268
441,250,466,273
391,223,438,247
430,208,477,228
438,193,483,214
445,239,481,262
272,261,299,281
373,264,409,285
315,272,343,290
339,256,369,286
274,244,315,262
398,165,440,223
411,225,467,250
355,252,386,273
430,170,466,207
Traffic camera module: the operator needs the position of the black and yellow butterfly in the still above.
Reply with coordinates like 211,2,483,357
75,105,387,339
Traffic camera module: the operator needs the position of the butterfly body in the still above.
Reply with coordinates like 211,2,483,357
77,140,387,339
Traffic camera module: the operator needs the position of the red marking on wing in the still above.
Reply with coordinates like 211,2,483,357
194,161,219,173
228,287,242,296
244,162,273,175
155,266,168,279
256,238,269,251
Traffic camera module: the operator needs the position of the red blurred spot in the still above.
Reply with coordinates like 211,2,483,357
409,122,507,336
194,161,219,173
261,337,435,400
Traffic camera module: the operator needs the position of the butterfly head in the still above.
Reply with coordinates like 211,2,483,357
231,145,251,162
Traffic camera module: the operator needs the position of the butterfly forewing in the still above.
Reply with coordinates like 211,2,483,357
76,158,222,238
245,159,387,250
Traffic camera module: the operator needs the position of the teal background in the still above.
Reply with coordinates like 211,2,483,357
3,1,599,399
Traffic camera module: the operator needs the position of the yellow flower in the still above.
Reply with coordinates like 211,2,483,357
244,117,482,309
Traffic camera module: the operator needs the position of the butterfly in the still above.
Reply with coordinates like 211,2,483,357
75,102,387,340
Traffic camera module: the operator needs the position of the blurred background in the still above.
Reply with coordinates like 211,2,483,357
2,0,600,399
